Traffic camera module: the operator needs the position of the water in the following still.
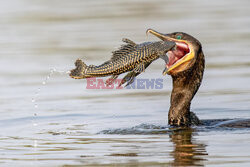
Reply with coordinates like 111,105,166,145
0,0,250,166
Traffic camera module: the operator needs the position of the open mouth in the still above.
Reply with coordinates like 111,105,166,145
166,42,190,69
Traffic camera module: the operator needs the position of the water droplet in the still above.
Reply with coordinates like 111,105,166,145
32,67,71,120
33,140,38,148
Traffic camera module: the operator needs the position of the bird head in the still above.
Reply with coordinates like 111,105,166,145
147,29,202,76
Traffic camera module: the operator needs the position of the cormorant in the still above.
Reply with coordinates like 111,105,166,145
147,29,205,126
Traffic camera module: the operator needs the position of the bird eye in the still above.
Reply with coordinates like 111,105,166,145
176,35,182,39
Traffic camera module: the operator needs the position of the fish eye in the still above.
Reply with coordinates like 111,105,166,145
176,35,182,40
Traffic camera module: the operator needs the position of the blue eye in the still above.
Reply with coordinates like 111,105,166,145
176,35,182,39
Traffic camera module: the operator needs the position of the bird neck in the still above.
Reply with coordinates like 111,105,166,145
169,50,205,126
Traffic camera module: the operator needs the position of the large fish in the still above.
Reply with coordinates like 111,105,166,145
70,38,175,86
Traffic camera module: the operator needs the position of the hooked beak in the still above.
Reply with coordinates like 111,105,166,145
146,29,172,41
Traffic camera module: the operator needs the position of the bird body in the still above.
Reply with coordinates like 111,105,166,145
147,29,205,126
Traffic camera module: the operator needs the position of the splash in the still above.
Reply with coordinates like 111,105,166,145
31,68,70,125
99,123,171,135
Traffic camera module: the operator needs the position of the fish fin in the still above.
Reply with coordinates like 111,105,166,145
162,67,168,76
159,54,169,64
122,63,145,86
105,74,119,86
159,54,169,76
70,59,88,79
122,38,137,46
119,61,152,87
111,38,137,61
119,71,137,87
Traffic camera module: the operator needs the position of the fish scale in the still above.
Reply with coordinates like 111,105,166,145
70,38,175,86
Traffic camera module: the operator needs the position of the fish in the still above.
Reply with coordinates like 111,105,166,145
70,38,175,86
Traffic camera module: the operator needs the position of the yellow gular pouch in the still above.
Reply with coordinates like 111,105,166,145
167,41,195,75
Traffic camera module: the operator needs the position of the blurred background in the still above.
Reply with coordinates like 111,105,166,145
0,0,250,166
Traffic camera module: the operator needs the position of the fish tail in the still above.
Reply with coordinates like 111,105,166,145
70,59,88,79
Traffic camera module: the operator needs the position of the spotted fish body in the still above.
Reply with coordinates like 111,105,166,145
70,38,175,86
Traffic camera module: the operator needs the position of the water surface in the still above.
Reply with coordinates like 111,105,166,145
0,0,250,166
